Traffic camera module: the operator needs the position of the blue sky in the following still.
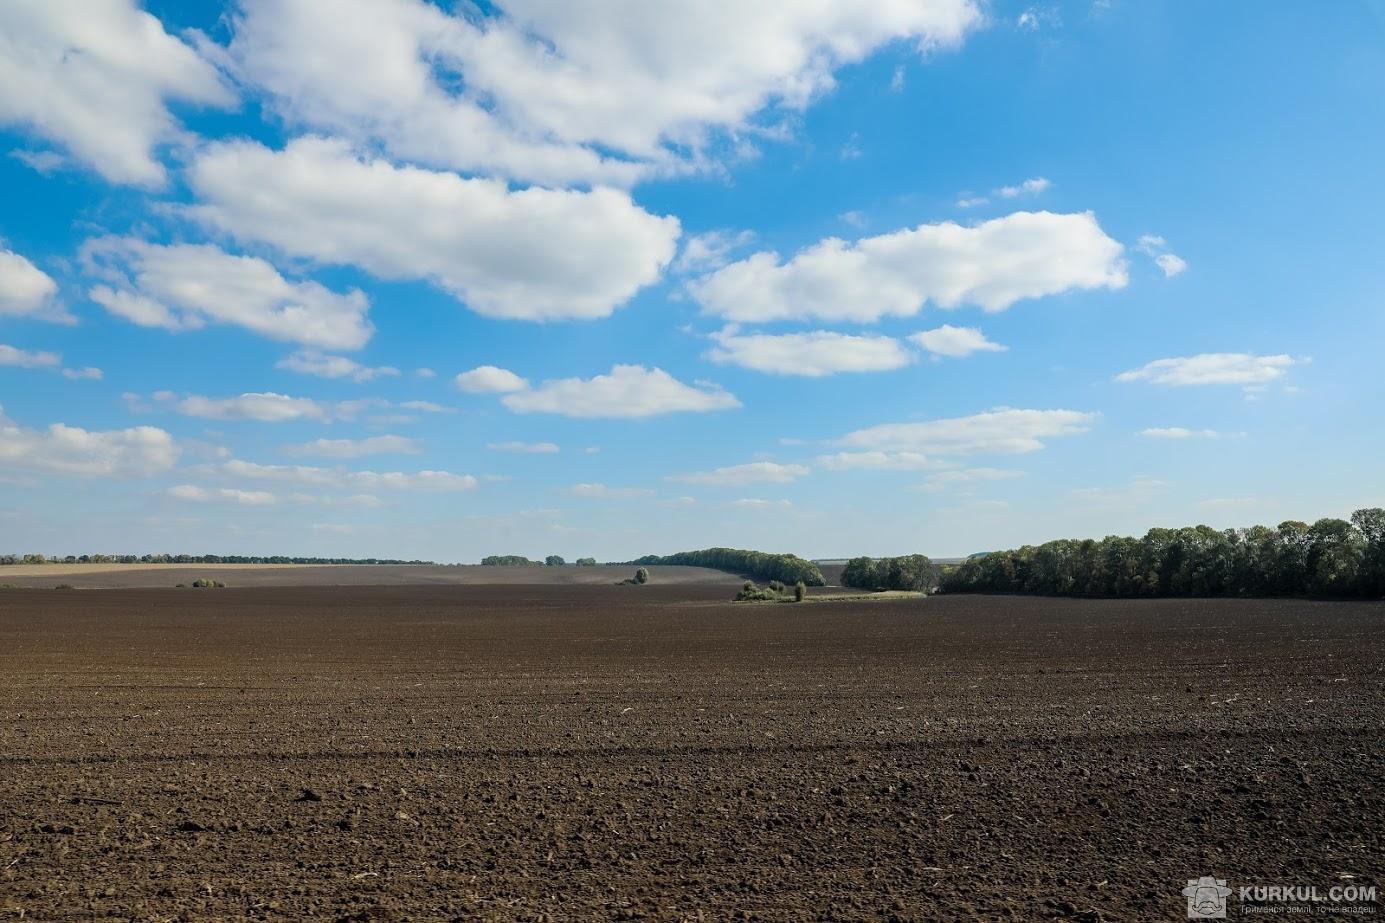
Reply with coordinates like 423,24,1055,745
1,0,1382,561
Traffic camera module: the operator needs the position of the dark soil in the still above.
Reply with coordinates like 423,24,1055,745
0,587,1381,920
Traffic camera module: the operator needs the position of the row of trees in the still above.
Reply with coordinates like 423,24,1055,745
481,555,599,566
0,554,432,566
939,509,1385,598
841,555,939,592
629,548,826,586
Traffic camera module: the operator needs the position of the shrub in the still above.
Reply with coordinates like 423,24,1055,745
53,584,74,590
190,578,226,588
795,580,806,602
545,555,566,566
575,557,597,566
633,567,649,585
735,581,785,602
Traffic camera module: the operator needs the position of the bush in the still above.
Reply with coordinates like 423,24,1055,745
53,584,74,590
633,567,649,585
795,580,806,602
545,555,566,566
735,580,786,602
575,557,597,566
190,578,226,588
630,548,825,586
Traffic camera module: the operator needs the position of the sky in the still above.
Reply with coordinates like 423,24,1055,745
1,0,1383,562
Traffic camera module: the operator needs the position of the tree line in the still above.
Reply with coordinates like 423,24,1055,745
939,509,1385,598
1,554,432,566
629,548,826,586
841,554,939,592
480,556,599,566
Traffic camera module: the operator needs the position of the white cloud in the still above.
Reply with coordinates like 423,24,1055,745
285,435,422,458
1136,234,1188,278
908,325,1007,358
692,211,1127,322
839,408,1097,455
672,461,809,486
222,0,980,186
456,366,529,394
177,392,332,423
84,238,373,350
0,344,60,369
1116,353,1297,387
1139,427,1220,439
0,248,69,323
277,350,399,382
816,451,939,471
488,441,560,454
187,137,679,321
502,365,740,418
1070,477,1165,508
0,406,178,477
995,177,1051,199
166,485,276,506
220,459,477,492
0,1,231,186
565,483,655,498
10,149,65,174
674,230,755,274
732,498,792,509
707,328,913,376
61,366,103,381
415,367,436,379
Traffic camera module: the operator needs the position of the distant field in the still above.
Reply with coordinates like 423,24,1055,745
0,563,745,588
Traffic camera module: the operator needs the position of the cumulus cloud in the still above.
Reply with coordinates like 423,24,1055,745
219,459,477,492
671,461,809,486
839,408,1097,455
456,366,529,394
487,441,560,454
285,436,422,458
186,137,679,321
0,406,178,477
692,211,1126,322
502,365,740,418
0,344,60,369
707,327,912,377
221,0,980,185
61,366,103,380
908,325,1007,358
83,238,373,350
1136,234,1188,278
0,248,69,323
956,177,1051,209
565,483,655,498
166,485,276,506
0,1,232,186
1116,353,1297,387
1139,427,1220,439
277,350,399,382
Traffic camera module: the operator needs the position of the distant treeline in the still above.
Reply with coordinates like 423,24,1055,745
629,548,826,586
841,555,939,592
939,509,1385,599
1,554,432,566
480,555,599,566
